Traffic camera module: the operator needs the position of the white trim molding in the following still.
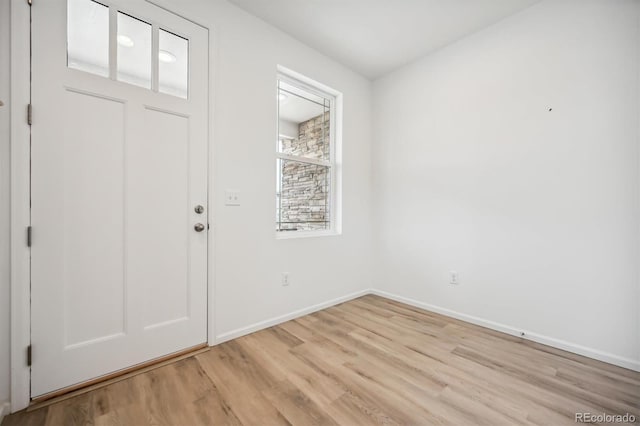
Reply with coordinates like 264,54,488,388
10,0,33,413
215,289,369,344
370,289,640,373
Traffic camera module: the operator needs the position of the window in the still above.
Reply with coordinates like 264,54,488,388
117,12,152,89
276,71,340,236
67,0,109,77
159,29,189,98
67,0,189,99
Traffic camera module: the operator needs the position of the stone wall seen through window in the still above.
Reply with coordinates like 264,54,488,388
277,112,330,231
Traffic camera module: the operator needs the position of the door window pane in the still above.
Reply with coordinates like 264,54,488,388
159,29,189,99
117,12,152,89
67,0,109,77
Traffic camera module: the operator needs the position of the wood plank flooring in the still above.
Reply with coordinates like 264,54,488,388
3,295,639,425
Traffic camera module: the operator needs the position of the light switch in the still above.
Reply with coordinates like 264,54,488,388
225,190,240,206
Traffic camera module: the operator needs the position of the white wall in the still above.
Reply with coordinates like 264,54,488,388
0,0,12,410
151,0,374,340
373,0,640,369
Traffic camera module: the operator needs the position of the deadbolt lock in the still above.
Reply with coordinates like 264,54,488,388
194,205,205,214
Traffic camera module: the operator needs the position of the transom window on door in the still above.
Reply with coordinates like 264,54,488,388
276,71,341,237
67,0,189,98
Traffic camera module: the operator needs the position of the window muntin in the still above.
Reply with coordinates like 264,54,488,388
276,75,335,235
66,0,189,99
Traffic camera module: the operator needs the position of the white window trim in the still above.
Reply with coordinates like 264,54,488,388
275,65,342,239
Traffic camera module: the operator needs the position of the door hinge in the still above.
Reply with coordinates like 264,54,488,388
27,226,32,247
27,104,32,125
27,345,32,367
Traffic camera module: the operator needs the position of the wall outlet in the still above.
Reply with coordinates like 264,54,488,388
449,271,459,285
282,272,290,286
225,190,240,206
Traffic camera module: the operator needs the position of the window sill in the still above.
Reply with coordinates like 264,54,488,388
275,229,340,240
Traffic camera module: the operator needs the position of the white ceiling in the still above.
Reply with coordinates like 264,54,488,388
229,0,540,79
280,94,325,123
279,80,328,123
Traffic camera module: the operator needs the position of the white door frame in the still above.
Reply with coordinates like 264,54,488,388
10,0,32,413
9,0,216,412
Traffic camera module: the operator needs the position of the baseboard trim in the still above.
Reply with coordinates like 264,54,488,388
214,289,370,344
0,401,11,423
370,289,640,372
214,287,640,372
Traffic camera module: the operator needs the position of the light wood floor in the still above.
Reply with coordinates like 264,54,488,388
4,295,639,425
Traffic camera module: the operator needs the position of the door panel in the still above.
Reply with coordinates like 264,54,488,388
31,0,209,397
136,108,190,328
62,89,127,348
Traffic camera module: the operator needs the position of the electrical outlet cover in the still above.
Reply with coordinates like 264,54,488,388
225,190,240,206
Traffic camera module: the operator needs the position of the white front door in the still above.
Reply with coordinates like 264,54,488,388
30,0,209,397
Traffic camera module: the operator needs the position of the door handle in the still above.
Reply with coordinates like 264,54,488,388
194,223,205,232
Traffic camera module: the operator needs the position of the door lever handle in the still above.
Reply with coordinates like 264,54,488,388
194,223,205,232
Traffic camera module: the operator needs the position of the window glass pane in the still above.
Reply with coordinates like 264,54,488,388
159,29,189,99
67,0,109,77
278,80,331,161
276,159,330,232
117,12,152,89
